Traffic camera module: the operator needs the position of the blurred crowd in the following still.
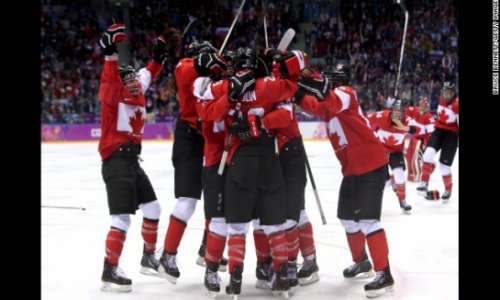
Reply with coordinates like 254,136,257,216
41,0,458,124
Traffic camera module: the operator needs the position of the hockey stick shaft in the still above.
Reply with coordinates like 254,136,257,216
217,103,241,175
182,18,199,38
395,0,409,98
219,0,248,54
262,0,269,48
42,205,86,211
303,147,327,225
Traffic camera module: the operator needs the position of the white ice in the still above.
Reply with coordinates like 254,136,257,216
41,140,458,300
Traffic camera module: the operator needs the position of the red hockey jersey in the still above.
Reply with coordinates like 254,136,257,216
199,75,298,164
175,57,201,130
299,86,388,176
367,109,413,153
97,56,162,160
435,97,459,132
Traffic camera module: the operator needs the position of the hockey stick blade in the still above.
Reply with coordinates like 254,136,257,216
277,28,296,50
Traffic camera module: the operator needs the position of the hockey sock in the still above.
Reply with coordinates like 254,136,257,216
205,231,226,264
366,229,389,272
105,227,126,265
164,215,187,254
228,234,246,274
268,231,288,272
141,218,159,253
346,230,366,262
253,230,271,263
298,222,316,260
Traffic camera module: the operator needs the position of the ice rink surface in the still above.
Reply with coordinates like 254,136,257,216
42,140,458,300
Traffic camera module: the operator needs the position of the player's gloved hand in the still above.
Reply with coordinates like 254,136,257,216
100,23,126,56
228,69,256,102
275,50,308,78
228,117,251,141
296,74,330,102
194,52,228,77
152,35,168,64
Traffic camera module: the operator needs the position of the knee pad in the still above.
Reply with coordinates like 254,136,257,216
111,214,131,232
172,197,198,222
261,223,285,236
339,219,360,234
423,147,437,164
297,209,310,227
209,217,228,237
358,219,382,236
252,219,262,231
392,167,405,184
283,219,298,231
228,222,250,235
139,200,161,220
439,163,452,176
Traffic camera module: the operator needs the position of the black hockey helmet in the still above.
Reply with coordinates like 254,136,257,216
390,99,405,121
185,40,217,58
118,64,141,96
323,63,350,88
233,47,257,71
442,81,456,103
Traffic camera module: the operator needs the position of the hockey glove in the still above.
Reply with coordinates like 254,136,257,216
228,117,251,141
100,23,126,56
274,50,308,78
297,75,330,101
228,70,256,102
194,52,228,77
152,35,167,64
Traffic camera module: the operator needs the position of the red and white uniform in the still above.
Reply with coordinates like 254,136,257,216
194,79,231,168
405,106,435,181
97,55,162,160
175,57,201,130
299,86,388,176
195,75,298,164
367,110,414,154
435,97,459,132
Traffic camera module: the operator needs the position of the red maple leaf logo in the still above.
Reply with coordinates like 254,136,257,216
383,135,397,147
438,109,449,123
129,109,144,135
331,131,342,150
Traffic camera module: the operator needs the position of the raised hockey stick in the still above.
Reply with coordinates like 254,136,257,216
182,17,199,39
277,28,296,51
262,0,269,48
394,0,409,98
219,0,248,55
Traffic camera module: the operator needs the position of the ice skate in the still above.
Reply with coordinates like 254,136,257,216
364,266,394,298
255,258,272,289
101,259,132,293
442,190,452,203
416,182,428,196
158,252,180,284
204,263,221,298
226,266,243,300
140,250,161,277
298,258,319,286
399,200,412,215
270,263,290,299
343,259,374,279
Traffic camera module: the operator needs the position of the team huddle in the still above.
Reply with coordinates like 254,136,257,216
96,23,458,299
